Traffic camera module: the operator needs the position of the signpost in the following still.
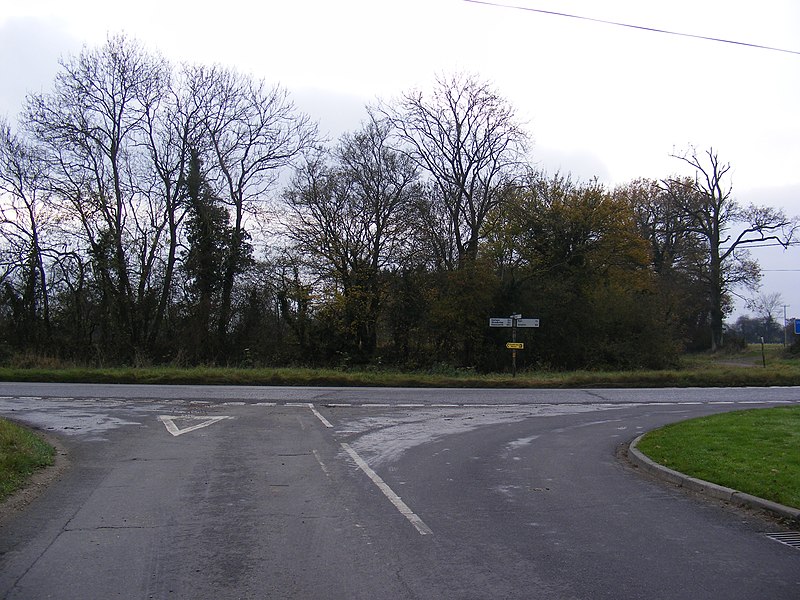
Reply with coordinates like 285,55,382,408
795,319,800,336
489,314,540,377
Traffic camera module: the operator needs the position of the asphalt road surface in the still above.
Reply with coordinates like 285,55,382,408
1,384,799,599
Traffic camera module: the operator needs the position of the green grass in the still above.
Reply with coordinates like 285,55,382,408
0,418,55,502
637,406,800,510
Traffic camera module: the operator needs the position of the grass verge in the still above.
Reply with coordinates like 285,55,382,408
636,406,800,510
0,349,799,388
0,418,55,503
1,343,798,387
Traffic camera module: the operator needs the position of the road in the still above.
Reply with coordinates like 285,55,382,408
1,384,799,599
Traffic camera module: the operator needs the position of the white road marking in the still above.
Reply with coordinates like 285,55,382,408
313,449,331,476
745,400,792,404
573,418,624,428
158,415,232,436
340,442,433,536
307,403,333,428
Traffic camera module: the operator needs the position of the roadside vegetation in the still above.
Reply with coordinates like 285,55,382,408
0,345,798,388
0,418,54,502
1,35,797,375
637,406,800,510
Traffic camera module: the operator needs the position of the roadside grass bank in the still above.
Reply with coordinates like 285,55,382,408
0,345,798,388
0,418,55,502
636,406,800,510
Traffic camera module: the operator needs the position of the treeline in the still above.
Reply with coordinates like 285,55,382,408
0,36,795,370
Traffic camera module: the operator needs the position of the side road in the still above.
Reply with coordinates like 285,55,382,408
628,435,800,525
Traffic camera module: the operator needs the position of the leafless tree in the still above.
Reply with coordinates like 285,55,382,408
0,118,55,344
22,34,170,358
382,73,529,269
138,64,206,351
193,65,317,348
747,291,784,338
282,113,419,355
668,146,797,351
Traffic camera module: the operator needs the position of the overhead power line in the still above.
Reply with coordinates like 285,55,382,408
462,0,800,56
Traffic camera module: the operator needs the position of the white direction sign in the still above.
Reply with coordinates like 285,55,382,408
516,318,540,328
158,415,233,437
489,318,513,328
489,317,540,328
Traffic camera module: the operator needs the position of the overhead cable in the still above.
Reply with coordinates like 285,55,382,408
462,0,800,56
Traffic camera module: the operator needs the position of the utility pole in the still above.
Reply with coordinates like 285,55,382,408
784,305,790,347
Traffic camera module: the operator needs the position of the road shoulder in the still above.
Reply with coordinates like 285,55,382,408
0,425,70,525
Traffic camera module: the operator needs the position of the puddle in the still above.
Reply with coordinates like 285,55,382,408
340,403,624,467
0,397,161,437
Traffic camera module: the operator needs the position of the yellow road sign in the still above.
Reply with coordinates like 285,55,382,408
506,342,524,350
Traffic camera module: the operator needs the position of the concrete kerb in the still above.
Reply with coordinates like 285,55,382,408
628,434,800,525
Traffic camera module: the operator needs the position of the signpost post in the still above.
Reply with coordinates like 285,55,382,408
489,314,540,377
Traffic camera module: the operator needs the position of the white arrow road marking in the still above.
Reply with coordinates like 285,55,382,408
158,415,233,436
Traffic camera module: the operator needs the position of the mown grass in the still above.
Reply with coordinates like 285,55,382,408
0,345,798,388
0,418,55,502
637,406,800,510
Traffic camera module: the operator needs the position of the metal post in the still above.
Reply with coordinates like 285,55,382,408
511,316,517,377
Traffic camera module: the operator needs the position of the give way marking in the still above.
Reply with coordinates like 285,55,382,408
158,415,233,437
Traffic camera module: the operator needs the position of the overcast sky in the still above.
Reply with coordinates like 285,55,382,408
1,0,798,319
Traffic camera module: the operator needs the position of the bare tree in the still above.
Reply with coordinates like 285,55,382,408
0,118,54,346
22,35,170,359
382,73,528,269
747,291,784,341
283,113,419,356
193,65,317,349
668,146,797,351
139,63,207,352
